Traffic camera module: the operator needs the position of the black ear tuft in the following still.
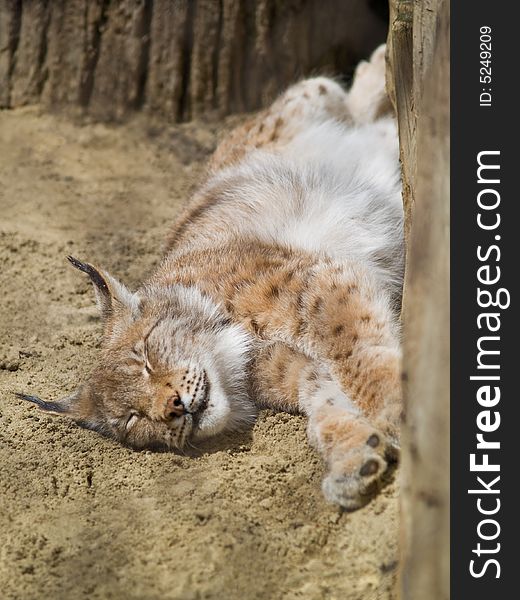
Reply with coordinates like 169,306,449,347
67,256,110,296
14,392,70,414
65,255,137,324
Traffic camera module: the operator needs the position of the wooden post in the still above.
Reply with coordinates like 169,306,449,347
388,1,450,598
0,0,387,121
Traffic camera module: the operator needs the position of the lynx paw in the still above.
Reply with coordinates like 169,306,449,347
322,430,399,511
348,43,391,123
353,44,386,92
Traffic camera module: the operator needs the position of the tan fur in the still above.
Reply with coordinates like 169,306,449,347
155,240,400,425
163,50,401,508
208,76,354,174
19,45,402,511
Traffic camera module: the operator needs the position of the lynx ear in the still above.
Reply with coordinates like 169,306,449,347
14,387,85,419
15,386,109,434
67,256,138,320
15,385,110,437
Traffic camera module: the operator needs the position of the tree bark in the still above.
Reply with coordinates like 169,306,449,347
387,1,450,599
0,0,387,122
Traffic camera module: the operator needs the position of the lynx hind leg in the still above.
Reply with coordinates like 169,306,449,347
208,77,351,173
265,76,352,135
347,43,393,124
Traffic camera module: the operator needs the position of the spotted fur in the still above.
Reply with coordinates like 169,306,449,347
18,45,403,510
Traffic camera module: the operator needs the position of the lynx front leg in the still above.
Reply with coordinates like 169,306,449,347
302,264,403,443
251,343,399,510
308,403,399,510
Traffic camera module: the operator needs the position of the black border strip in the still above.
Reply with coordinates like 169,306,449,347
451,1,516,595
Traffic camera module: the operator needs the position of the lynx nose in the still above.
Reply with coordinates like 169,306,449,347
164,392,185,420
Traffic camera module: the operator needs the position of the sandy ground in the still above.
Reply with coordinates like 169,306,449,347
0,107,399,600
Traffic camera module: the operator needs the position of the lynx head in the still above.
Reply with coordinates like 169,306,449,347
16,257,255,450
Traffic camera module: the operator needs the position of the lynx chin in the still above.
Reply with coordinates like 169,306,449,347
17,45,404,511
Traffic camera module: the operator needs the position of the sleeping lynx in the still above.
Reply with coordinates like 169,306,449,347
18,45,404,510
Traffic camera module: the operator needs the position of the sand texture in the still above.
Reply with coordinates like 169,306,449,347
0,108,399,600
